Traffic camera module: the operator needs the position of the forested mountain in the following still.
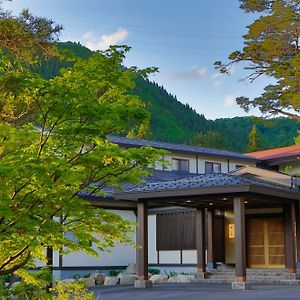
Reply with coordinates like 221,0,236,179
32,42,300,153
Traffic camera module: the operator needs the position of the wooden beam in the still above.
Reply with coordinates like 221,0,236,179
233,197,247,282
196,209,206,273
207,209,216,268
136,201,149,280
284,202,297,273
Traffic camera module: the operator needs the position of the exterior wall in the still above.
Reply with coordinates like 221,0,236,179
61,210,136,268
156,152,256,174
163,153,198,173
182,250,197,263
224,207,283,264
148,215,157,264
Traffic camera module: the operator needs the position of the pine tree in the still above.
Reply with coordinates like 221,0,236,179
247,124,261,152
215,1,300,121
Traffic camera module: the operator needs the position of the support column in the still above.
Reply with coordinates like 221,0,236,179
284,202,297,279
207,209,216,269
134,201,152,288
232,197,250,290
295,201,300,269
46,247,53,291
195,208,206,280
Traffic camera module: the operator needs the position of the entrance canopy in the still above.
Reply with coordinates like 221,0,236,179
80,169,300,289
83,170,300,211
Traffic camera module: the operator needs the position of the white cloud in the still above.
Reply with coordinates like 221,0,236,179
228,65,235,75
172,66,208,81
213,80,223,88
211,66,235,88
83,28,129,51
211,72,223,80
224,95,235,107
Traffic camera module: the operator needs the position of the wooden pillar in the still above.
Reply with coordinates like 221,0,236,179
135,201,152,288
295,201,300,267
46,247,53,291
196,209,206,274
284,202,296,273
233,197,247,282
207,209,216,268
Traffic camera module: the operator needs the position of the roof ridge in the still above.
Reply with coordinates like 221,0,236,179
108,135,258,161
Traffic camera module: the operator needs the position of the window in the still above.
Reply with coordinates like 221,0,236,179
172,158,189,172
156,211,196,250
205,162,221,173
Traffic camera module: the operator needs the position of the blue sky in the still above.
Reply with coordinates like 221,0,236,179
4,0,268,119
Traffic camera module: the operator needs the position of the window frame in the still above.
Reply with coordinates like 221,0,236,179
172,158,190,172
205,161,222,173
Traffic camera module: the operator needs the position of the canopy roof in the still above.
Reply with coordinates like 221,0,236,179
82,170,300,211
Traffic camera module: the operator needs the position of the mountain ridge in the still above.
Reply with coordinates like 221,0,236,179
32,41,300,153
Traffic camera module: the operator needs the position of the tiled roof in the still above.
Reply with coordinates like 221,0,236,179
80,170,297,199
246,145,300,160
79,170,199,198
108,135,258,161
126,172,293,193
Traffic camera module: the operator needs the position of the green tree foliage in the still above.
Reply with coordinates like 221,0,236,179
215,0,300,121
0,4,62,63
0,5,162,290
247,124,261,151
192,131,230,150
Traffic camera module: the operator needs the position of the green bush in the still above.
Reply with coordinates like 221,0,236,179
148,268,160,275
0,274,11,283
164,271,178,277
108,269,120,277
72,274,81,280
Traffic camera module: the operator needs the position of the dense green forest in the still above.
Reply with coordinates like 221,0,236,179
33,42,300,153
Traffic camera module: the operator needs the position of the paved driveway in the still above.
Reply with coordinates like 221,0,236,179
90,283,300,300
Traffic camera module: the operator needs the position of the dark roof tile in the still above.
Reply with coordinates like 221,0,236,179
108,135,259,162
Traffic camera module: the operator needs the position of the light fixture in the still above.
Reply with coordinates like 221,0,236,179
244,201,248,204
209,202,213,206
222,197,227,200
186,200,192,203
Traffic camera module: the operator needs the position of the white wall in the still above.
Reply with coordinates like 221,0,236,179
155,152,255,174
182,250,197,264
62,210,136,267
148,215,157,264
159,251,181,264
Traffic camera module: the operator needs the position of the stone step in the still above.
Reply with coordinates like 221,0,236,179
206,273,287,277
207,270,289,276
195,279,300,285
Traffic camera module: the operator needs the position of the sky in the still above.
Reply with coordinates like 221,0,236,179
3,0,269,120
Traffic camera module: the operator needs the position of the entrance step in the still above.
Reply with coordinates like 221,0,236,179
197,268,300,285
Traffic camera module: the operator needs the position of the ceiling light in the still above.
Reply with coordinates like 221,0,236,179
222,197,227,200
186,200,192,203
244,201,248,204
209,202,213,206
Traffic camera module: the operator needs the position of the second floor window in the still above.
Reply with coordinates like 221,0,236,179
172,158,189,172
205,162,221,173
